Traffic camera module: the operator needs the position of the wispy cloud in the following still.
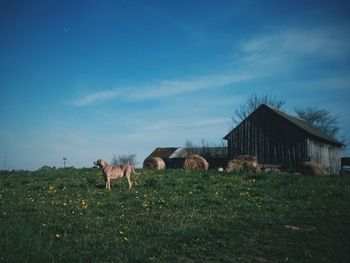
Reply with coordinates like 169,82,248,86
69,71,259,106
288,75,350,91
70,89,122,106
241,26,350,65
70,26,350,107
133,73,257,100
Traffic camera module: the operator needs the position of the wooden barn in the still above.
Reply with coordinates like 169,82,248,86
144,147,227,169
223,104,343,173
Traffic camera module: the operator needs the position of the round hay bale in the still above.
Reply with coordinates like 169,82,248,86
143,157,166,170
298,162,326,176
184,154,209,171
237,155,258,162
243,160,261,173
226,155,260,174
226,159,244,173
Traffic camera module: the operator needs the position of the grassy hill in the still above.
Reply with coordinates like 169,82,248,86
0,168,349,262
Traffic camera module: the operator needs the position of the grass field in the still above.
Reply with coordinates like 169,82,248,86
0,168,349,263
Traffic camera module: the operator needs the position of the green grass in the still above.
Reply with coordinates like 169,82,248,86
0,168,349,262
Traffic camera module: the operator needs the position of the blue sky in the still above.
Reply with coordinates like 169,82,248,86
1,0,350,170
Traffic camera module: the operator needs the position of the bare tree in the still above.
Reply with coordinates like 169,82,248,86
294,107,340,138
184,138,227,158
184,138,197,155
184,138,195,148
200,138,211,157
232,93,286,125
111,153,138,166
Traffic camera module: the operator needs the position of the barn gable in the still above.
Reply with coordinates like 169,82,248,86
224,104,342,173
262,105,342,147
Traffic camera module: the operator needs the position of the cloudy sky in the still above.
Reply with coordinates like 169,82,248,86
1,0,350,170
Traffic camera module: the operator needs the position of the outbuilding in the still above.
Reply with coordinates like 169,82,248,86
144,147,227,169
223,104,343,173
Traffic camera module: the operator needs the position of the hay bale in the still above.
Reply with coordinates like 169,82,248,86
237,155,258,162
184,154,209,171
226,159,244,173
226,155,260,174
143,157,166,170
298,162,326,176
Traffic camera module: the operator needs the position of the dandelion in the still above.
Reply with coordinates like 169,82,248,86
82,200,88,209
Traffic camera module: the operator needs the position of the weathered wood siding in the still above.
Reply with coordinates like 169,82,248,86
165,158,185,169
307,138,341,173
227,107,309,171
226,105,342,173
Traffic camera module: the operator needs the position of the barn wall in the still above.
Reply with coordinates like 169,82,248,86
307,138,341,173
227,107,309,171
165,158,185,169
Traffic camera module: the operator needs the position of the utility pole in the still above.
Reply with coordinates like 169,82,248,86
63,157,67,168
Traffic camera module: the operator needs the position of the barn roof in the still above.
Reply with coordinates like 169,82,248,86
224,104,343,147
170,147,227,159
145,147,178,160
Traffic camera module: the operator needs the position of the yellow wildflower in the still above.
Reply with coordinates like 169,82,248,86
82,200,88,209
